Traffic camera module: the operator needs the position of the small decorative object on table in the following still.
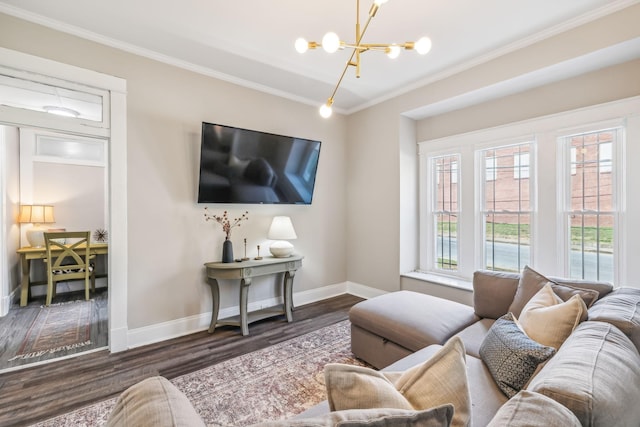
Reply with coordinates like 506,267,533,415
93,228,108,242
204,208,249,263
254,245,263,260
242,238,250,261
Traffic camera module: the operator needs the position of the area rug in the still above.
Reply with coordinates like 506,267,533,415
32,319,368,427
9,300,93,362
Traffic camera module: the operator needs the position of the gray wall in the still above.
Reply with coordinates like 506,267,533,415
0,13,348,329
344,4,640,292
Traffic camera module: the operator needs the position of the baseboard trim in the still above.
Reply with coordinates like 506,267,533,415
0,294,11,317
125,282,385,350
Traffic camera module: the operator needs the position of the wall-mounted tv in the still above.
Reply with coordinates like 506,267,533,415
197,122,321,204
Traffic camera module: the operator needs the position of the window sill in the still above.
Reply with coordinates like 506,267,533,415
401,271,473,292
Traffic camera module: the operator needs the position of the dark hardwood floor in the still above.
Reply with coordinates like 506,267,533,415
0,294,363,427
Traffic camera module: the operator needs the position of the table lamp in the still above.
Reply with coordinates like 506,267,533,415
18,204,55,247
267,216,297,257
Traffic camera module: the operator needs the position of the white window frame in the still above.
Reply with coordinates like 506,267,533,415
427,154,461,272
478,141,535,273
418,97,639,285
557,124,624,283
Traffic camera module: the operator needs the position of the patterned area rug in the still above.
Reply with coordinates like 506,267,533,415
9,300,93,361
33,319,367,427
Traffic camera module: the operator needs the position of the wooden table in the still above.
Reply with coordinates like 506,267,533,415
204,255,303,336
17,243,109,306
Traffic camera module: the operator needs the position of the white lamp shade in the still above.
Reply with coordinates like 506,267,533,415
18,205,55,224
268,216,297,257
268,216,297,240
19,205,55,247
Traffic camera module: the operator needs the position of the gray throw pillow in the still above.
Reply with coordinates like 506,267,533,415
252,406,454,427
479,313,556,398
508,266,600,317
472,270,520,319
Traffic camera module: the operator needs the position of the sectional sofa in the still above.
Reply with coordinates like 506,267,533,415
105,266,640,426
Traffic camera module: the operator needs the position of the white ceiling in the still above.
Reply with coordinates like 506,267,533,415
0,0,636,114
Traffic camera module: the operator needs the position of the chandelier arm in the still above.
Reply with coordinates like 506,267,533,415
328,51,356,103
326,1,377,107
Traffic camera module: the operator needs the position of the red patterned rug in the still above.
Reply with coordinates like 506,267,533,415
9,300,92,362
33,320,366,426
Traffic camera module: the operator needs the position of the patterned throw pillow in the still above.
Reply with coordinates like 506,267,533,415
479,313,556,398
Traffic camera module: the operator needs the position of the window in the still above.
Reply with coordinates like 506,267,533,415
302,144,320,184
417,98,635,284
431,155,460,271
481,143,532,272
562,129,618,282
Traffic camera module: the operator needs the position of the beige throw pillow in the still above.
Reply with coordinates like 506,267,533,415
325,336,470,427
518,283,587,349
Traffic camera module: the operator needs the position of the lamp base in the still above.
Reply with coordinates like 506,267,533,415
26,224,47,248
269,240,294,258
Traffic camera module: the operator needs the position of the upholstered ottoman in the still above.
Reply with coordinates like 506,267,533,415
349,290,479,368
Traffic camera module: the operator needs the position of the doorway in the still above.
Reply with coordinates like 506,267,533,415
0,47,128,371
0,127,109,370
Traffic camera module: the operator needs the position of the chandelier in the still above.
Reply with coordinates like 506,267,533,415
295,0,432,118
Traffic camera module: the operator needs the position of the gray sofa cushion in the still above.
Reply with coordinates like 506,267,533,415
472,270,520,319
588,287,640,351
454,318,495,358
527,321,640,427
105,376,206,427
349,291,478,353
487,390,581,427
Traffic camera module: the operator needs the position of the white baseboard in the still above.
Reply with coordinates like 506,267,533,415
346,281,388,299
125,282,385,350
0,294,11,316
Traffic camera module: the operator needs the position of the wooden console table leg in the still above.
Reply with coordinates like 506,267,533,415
19,256,30,307
207,278,220,333
240,278,252,336
283,270,296,322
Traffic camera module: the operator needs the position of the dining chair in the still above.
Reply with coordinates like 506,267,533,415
43,231,95,306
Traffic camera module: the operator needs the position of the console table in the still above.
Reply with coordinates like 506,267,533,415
204,255,303,336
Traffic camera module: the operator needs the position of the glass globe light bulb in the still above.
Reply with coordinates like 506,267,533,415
295,38,309,54
386,45,401,59
322,32,340,53
415,37,432,55
319,103,333,118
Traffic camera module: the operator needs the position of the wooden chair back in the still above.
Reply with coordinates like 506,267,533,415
43,231,93,305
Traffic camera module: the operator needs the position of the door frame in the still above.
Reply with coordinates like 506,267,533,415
0,47,129,352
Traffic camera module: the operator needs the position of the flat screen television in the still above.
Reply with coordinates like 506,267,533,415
197,122,321,204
